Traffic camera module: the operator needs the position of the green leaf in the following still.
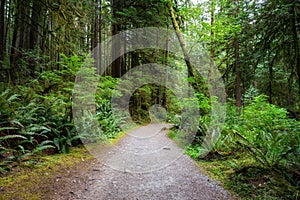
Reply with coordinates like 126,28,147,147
0,127,18,131
0,135,27,141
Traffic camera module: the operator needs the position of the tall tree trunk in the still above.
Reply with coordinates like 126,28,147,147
98,0,102,74
18,1,30,50
0,0,5,64
5,0,11,56
29,0,41,50
167,0,202,93
121,31,127,76
234,0,242,108
93,0,100,73
162,34,169,107
93,0,99,49
10,20,18,66
111,0,124,78
268,60,273,104
10,0,21,70
209,0,217,104
287,71,294,107
234,38,242,108
29,0,41,76
210,0,215,60
291,3,300,95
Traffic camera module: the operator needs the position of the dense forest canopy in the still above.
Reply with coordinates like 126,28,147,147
0,0,299,198
1,0,300,109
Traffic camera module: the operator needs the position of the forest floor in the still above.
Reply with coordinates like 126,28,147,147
0,124,233,200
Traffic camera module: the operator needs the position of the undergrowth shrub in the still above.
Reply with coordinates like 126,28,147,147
233,95,300,169
96,76,124,138
0,54,83,173
186,95,300,187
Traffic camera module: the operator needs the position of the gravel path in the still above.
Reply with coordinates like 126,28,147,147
50,124,233,200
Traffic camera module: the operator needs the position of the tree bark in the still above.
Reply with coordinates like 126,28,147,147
234,37,242,108
291,3,300,95
98,0,103,74
18,1,30,50
93,0,99,49
29,0,41,50
29,0,42,76
92,0,100,74
268,59,273,104
167,0,202,93
0,0,5,64
10,0,21,69
234,0,242,108
210,0,215,60
111,0,125,78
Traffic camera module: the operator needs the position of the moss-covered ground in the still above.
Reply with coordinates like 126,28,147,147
195,153,299,199
0,146,93,200
0,126,139,200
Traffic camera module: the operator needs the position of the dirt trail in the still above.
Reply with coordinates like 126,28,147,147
49,124,232,200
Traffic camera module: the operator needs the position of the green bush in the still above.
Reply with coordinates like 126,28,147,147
187,95,299,177
233,95,300,169
95,76,125,139
0,54,83,172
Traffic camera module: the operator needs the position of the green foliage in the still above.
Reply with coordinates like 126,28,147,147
185,144,202,159
187,94,300,198
52,124,79,154
197,153,299,199
94,76,124,139
233,95,300,169
0,54,84,173
96,99,122,139
0,2,299,199
187,95,300,191
96,76,120,100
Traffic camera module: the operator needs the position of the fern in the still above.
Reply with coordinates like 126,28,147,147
0,127,18,132
0,134,27,141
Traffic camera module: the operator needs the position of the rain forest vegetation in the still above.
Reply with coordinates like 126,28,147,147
0,0,299,199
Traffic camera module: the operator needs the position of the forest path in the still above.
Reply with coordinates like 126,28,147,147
49,124,233,200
